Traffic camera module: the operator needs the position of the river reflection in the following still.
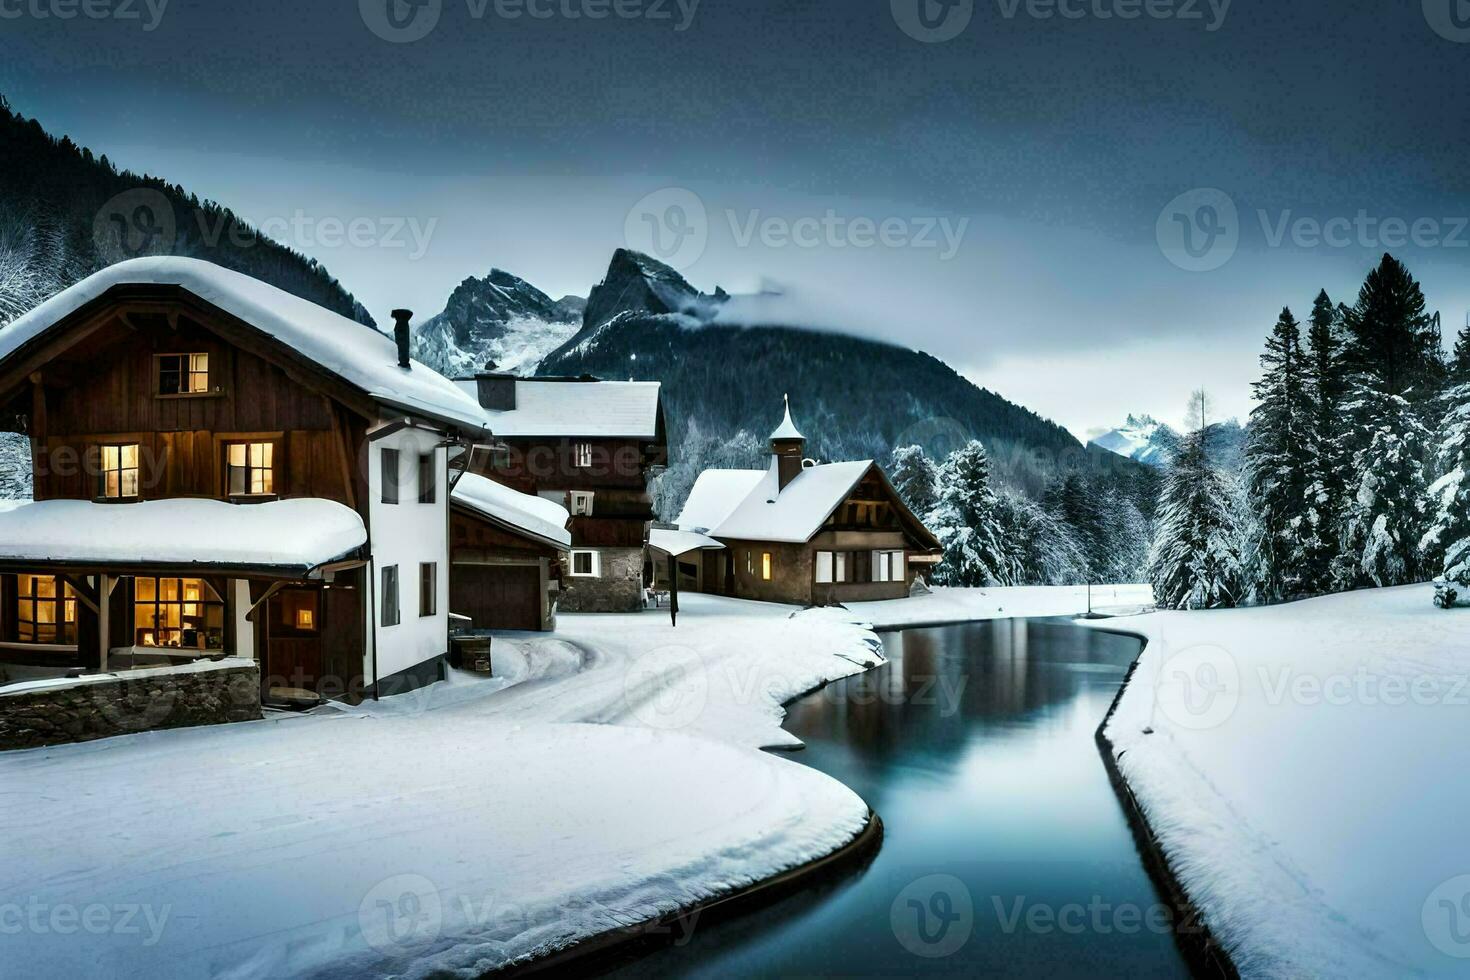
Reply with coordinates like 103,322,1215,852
602,619,1190,979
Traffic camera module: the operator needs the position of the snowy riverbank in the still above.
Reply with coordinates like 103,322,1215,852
1087,584,1470,978
0,596,881,978
848,583,1154,629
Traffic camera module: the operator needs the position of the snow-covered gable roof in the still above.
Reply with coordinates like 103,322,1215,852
679,459,876,545
712,460,874,544
452,378,662,439
0,498,366,574
676,469,767,533
451,472,571,550
0,258,489,433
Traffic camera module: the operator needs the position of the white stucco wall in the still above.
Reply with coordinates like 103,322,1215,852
365,422,450,683
232,580,255,660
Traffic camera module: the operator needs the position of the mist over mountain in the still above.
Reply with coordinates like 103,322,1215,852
535,249,1141,517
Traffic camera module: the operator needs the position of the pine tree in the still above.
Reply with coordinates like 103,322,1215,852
1340,254,1442,402
993,487,1088,586
1451,321,1470,386
1246,307,1313,600
1148,392,1247,609
889,444,939,516
1299,291,1349,594
1335,385,1431,589
1422,383,1470,600
929,441,1009,587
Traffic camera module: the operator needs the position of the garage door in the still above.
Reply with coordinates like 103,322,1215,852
451,564,542,631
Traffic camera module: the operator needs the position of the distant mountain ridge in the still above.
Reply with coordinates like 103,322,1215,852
535,249,1138,515
413,268,583,377
1090,413,1248,472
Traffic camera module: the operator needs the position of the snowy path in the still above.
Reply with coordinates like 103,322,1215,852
1086,585,1470,978
0,596,881,979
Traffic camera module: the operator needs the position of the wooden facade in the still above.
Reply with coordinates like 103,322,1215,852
458,376,668,613
0,285,409,701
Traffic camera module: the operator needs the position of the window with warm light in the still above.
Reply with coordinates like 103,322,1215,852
133,577,224,650
158,353,210,395
99,444,140,499
762,553,773,581
276,591,320,635
227,442,274,496
15,574,77,644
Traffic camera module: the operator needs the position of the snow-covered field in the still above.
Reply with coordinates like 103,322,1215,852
0,595,880,979
1090,585,1470,978
848,583,1154,629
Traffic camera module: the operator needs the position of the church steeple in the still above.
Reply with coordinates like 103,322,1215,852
770,394,806,491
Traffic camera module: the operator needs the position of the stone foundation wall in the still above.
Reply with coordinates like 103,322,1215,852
558,547,646,613
0,659,262,751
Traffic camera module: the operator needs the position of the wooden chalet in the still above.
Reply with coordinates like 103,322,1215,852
454,371,667,613
0,257,491,704
667,398,941,606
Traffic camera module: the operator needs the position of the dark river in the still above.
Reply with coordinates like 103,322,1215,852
604,618,1192,978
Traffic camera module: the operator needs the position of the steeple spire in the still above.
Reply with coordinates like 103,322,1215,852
770,394,807,491
769,393,804,442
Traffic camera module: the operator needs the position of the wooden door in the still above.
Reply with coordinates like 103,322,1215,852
451,564,540,631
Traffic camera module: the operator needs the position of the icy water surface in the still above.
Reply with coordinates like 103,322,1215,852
604,618,1192,978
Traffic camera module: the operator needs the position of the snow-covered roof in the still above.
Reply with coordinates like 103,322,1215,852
0,258,490,433
769,395,805,441
676,469,766,533
679,459,875,545
714,460,874,543
451,473,571,549
452,378,662,439
0,498,366,574
648,528,725,559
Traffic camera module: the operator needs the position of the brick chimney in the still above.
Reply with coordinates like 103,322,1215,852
475,360,517,411
770,394,806,492
391,309,413,369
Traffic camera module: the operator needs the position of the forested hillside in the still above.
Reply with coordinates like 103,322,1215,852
0,95,372,329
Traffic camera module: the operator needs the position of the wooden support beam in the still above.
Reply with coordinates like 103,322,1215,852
98,574,111,673
58,574,100,616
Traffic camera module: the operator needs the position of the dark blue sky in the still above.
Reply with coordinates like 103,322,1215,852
4,0,1469,435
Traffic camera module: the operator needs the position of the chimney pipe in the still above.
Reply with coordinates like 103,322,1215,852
391,309,413,369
